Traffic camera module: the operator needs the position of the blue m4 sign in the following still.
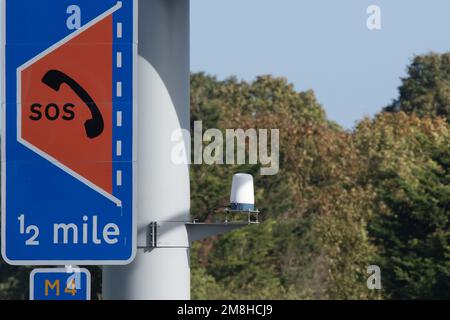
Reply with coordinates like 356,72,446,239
1,0,137,265
30,268,91,300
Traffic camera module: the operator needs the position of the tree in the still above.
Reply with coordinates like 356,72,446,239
190,73,379,299
355,112,450,299
385,53,450,122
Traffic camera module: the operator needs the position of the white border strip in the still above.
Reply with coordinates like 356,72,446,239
1,0,8,266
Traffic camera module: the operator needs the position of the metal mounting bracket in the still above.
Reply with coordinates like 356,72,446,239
137,208,261,248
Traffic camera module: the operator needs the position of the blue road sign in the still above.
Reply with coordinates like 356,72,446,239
30,268,91,300
1,0,137,265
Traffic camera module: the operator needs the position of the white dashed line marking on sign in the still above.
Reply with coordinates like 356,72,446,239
116,52,122,68
116,111,123,127
116,170,122,187
115,14,125,190
116,81,122,97
117,22,122,38
116,140,122,156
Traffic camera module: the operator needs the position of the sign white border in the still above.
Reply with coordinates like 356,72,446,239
29,268,91,300
1,0,138,266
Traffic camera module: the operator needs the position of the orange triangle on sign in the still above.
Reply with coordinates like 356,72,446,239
20,16,114,194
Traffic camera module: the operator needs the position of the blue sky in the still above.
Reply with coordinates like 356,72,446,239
191,0,450,129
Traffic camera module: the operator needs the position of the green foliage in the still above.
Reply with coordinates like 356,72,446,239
0,264,30,300
189,73,377,299
189,67,449,300
191,264,225,300
355,113,450,299
205,220,286,299
385,53,450,121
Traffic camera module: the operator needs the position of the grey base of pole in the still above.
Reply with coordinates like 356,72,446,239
103,248,190,300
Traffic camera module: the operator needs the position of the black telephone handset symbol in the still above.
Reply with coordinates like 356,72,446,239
42,70,104,139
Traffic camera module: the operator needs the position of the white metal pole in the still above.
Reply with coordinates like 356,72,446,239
102,0,191,300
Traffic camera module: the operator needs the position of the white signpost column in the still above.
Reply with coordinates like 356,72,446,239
102,0,191,300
